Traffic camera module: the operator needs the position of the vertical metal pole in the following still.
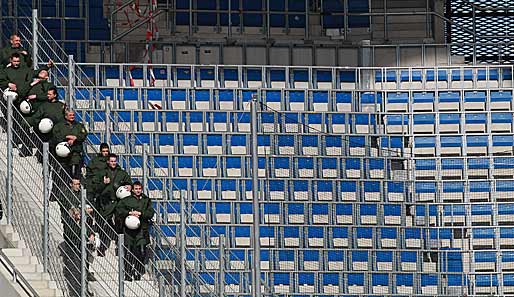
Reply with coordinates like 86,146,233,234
383,0,388,41
228,0,232,38
305,0,309,40
105,96,111,143
68,55,75,108
250,95,261,297
42,143,49,273
80,187,87,297
118,234,125,297
189,0,193,36
219,235,225,297
32,9,38,70
142,143,149,194
159,276,165,297
343,0,348,40
266,0,270,40
180,190,186,297
6,95,13,224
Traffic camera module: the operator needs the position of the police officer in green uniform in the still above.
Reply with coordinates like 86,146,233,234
25,66,55,113
85,143,110,199
116,180,154,281
0,34,32,69
50,108,88,179
27,87,65,163
93,153,132,256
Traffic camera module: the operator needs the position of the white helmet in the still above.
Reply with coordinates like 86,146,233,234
3,88,17,101
38,118,53,133
116,186,131,199
19,100,31,114
125,215,140,230
55,142,71,158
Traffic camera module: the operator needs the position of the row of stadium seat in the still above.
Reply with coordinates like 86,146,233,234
75,66,513,90
69,88,514,112
157,201,514,227
76,109,514,135
159,224,513,251
183,249,455,273
86,132,408,157
191,272,465,295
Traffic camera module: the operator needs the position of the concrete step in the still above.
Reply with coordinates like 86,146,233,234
20,272,52,281
14,263,44,273
2,247,32,257
8,255,39,265
35,287,62,297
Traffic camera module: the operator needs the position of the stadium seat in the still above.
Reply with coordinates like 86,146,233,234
438,91,460,111
386,92,409,112
464,91,486,110
413,92,435,111
492,112,513,132
465,113,487,133
491,90,512,110
380,227,397,248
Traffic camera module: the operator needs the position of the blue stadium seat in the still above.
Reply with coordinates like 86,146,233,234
387,181,405,202
413,113,435,133
283,226,300,248
420,274,438,295
438,91,460,111
327,250,344,271
385,114,409,134
335,92,352,112
472,228,495,249
371,273,389,294
363,181,380,202
466,135,488,155
331,227,349,248
386,92,408,112
359,204,377,225
347,273,365,294
384,204,401,225
413,92,435,111
206,134,223,155
493,135,514,155
465,113,487,133
442,181,464,202
441,158,464,179
475,274,498,295
414,136,436,156
475,251,496,272
356,227,373,248
464,91,486,110
439,113,460,133
351,251,368,271
307,226,324,248
302,250,320,271
396,274,414,295
380,228,397,249
491,90,512,110
468,157,489,178
491,112,513,132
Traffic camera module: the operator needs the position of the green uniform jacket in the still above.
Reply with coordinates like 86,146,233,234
0,46,32,69
59,189,81,223
85,154,108,194
50,120,88,165
26,79,55,112
0,65,32,98
94,165,132,218
26,100,65,128
62,209,94,249
116,193,154,247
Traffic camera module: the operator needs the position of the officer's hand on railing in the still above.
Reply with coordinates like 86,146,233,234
47,60,54,68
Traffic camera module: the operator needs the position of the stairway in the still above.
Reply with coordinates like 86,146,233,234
0,124,160,296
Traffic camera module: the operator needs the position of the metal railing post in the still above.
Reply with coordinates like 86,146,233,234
159,275,165,297
80,187,87,297
42,143,49,272
180,190,186,297
6,94,13,224
219,235,225,297
32,9,39,70
142,143,149,193
68,55,75,108
105,96,111,143
250,94,261,297
118,234,125,297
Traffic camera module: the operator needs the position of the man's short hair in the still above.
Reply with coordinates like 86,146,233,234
108,153,117,160
10,52,20,59
132,181,142,188
48,87,58,98
10,34,19,40
120,181,133,187
100,143,109,151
